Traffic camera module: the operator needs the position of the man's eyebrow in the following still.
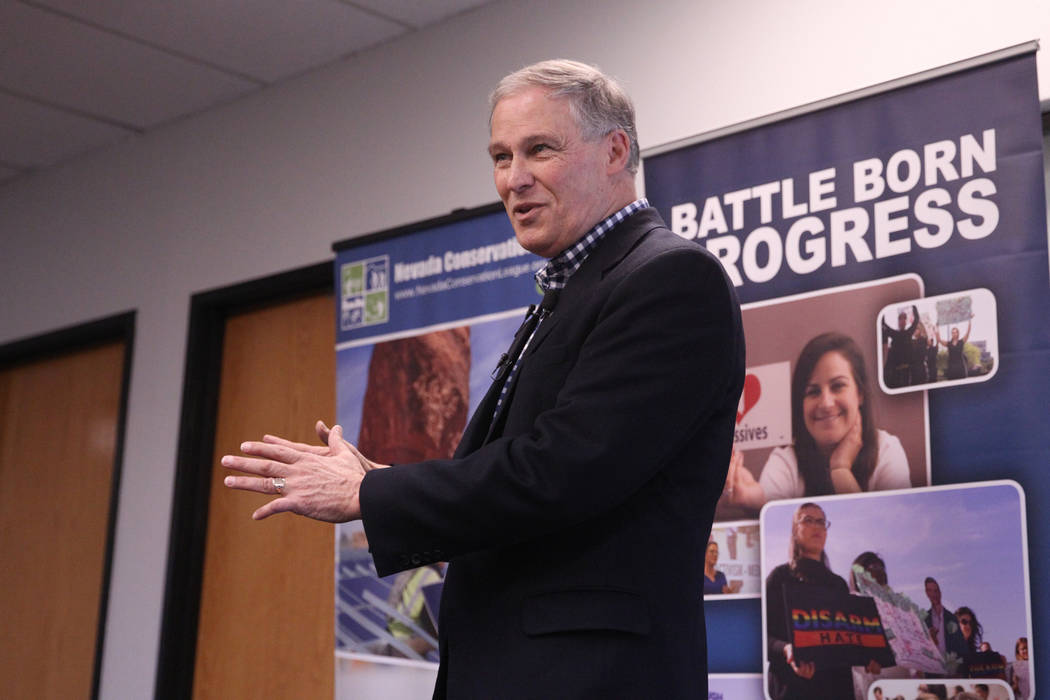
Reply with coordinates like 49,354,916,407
524,132,562,146
487,132,564,155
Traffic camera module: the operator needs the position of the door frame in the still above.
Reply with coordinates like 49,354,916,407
155,261,331,699
0,311,135,700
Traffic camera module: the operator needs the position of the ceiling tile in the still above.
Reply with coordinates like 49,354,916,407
350,0,492,29
0,2,259,128
0,92,133,168
0,0,499,186
30,0,409,82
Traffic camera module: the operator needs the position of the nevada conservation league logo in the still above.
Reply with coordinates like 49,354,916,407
340,255,389,331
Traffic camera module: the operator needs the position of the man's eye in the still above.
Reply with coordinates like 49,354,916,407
531,143,550,154
492,153,510,164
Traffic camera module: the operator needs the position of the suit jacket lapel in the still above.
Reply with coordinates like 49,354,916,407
522,207,662,359
455,207,664,455
454,376,504,458
454,302,541,457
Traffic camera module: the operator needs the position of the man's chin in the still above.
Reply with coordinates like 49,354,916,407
514,231,556,258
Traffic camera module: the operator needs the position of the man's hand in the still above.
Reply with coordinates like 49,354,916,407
222,423,387,522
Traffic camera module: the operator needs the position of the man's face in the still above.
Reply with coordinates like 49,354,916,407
925,580,941,607
489,87,620,258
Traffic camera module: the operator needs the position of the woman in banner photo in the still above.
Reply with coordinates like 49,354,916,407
909,323,930,385
955,606,983,656
725,333,912,509
702,539,741,595
765,502,854,699
938,320,973,380
1009,637,1030,698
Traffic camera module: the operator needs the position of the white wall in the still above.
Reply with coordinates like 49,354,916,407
1,0,1047,697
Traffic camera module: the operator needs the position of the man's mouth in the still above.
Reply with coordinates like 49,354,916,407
513,202,543,217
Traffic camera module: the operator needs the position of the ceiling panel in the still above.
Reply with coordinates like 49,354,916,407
0,0,500,188
0,91,132,168
0,2,259,128
30,0,410,83
351,0,492,29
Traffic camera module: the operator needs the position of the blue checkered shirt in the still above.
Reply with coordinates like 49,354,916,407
534,198,650,292
492,198,650,424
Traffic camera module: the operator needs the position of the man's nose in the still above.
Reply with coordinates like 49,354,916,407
507,158,534,191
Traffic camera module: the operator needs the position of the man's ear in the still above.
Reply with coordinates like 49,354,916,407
605,129,631,174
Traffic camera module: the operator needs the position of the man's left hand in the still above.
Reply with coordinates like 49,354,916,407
222,423,386,522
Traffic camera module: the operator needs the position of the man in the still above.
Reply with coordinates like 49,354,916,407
924,577,969,665
224,59,744,698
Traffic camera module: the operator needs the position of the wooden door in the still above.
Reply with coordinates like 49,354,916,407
192,292,335,699
0,340,126,699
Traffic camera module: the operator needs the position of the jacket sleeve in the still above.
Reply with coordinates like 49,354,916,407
360,244,743,575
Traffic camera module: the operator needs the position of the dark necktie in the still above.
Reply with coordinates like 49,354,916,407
488,288,560,432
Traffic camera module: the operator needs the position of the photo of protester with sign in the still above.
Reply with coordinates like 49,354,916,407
762,483,1032,699
764,501,889,698
878,289,998,394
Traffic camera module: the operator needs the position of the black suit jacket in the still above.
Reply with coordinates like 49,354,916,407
360,208,745,698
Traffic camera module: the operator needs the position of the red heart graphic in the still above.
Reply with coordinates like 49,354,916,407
736,374,761,424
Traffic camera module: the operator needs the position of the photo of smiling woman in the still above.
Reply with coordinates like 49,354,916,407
726,333,911,507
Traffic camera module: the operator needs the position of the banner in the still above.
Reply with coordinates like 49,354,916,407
643,47,1045,698
333,46,1044,700
331,205,544,688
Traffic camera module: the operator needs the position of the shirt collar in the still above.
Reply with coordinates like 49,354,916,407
535,198,649,291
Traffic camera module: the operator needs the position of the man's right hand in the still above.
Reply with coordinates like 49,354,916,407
222,423,388,522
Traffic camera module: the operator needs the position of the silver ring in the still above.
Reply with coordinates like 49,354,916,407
271,477,286,493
